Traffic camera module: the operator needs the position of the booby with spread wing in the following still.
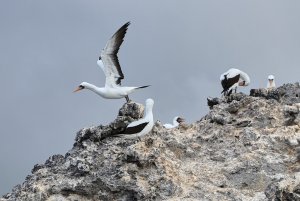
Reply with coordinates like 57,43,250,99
74,22,150,102
163,116,185,129
220,68,250,96
114,98,154,139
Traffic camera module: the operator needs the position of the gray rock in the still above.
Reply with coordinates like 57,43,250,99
207,97,220,109
250,88,280,101
265,174,300,201
250,83,300,104
2,83,300,201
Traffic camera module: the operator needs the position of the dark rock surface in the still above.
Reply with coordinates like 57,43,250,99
2,83,300,201
250,82,300,104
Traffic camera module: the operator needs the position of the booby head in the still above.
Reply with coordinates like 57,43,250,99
73,82,89,92
145,98,154,107
268,75,275,81
144,98,154,115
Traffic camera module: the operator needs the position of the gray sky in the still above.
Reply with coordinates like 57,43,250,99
1,0,300,195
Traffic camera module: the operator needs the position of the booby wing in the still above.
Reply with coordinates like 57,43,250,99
112,119,149,137
123,121,149,134
99,22,130,87
221,72,240,94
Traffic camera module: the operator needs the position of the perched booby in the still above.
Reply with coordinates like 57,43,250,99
114,98,154,139
267,75,276,89
220,68,250,96
163,116,185,129
74,22,150,102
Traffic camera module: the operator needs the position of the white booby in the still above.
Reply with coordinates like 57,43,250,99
114,98,154,139
220,68,250,96
163,116,185,129
267,75,276,89
74,22,150,102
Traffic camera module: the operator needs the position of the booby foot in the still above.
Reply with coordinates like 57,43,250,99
125,95,131,103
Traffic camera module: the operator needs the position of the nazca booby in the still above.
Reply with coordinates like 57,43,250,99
114,98,154,139
74,22,150,102
220,68,250,96
267,75,276,89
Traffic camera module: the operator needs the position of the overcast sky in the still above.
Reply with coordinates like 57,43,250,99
1,0,300,195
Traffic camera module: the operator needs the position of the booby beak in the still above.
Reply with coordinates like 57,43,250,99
73,86,84,93
238,81,246,86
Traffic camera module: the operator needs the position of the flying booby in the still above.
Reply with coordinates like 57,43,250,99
220,68,250,96
163,116,185,129
267,75,276,89
114,98,154,139
74,22,150,102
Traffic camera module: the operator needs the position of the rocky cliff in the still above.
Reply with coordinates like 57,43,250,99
2,83,300,201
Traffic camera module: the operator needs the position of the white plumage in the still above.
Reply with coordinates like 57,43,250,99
267,75,276,89
74,22,149,102
115,98,154,139
220,68,250,96
163,116,185,129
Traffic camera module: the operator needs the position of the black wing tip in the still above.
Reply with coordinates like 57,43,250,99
108,21,131,54
138,85,151,89
120,21,131,32
125,21,131,27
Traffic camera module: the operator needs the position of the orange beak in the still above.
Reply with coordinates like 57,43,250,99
73,87,83,93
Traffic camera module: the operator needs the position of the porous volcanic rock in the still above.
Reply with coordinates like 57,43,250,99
2,83,300,201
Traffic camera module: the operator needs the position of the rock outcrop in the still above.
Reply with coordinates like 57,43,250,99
2,83,300,201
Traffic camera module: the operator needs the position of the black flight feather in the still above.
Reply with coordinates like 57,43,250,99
122,122,149,134
221,74,240,94
101,22,130,85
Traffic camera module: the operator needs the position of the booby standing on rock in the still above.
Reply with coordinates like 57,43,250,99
267,75,276,89
220,68,250,96
74,22,150,102
163,116,185,129
114,98,154,139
